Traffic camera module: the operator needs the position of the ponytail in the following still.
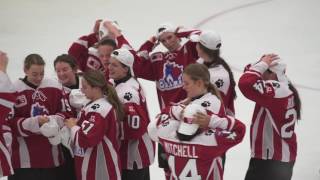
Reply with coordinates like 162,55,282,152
103,84,125,121
207,83,222,101
288,82,301,120
218,57,237,100
82,70,125,122
199,43,237,100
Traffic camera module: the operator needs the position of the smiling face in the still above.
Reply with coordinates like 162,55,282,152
158,32,181,52
55,61,77,86
24,64,45,86
108,57,129,80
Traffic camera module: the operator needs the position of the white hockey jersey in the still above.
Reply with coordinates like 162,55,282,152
114,77,155,170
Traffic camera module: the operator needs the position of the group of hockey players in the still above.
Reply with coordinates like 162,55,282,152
0,19,301,180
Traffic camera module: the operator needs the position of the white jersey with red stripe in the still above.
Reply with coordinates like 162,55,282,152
114,77,155,170
189,92,226,117
148,104,245,180
116,29,200,109
207,64,235,116
0,71,15,176
9,77,69,168
161,92,229,131
71,98,121,180
239,61,297,162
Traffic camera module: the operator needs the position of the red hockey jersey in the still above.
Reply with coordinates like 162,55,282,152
114,77,155,170
9,78,68,168
116,30,200,109
148,98,245,180
0,72,16,176
71,98,121,180
239,61,298,162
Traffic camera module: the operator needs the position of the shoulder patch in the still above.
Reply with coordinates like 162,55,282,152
215,79,224,88
271,82,280,88
123,92,133,101
85,99,112,118
204,129,215,136
90,103,100,110
201,101,211,107
151,52,163,62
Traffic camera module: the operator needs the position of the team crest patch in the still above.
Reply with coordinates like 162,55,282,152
31,102,49,117
159,62,183,90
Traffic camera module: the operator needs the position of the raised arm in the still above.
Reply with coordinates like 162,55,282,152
238,54,282,108
103,21,157,80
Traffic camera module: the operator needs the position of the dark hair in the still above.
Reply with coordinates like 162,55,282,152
198,43,237,100
97,37,117,49
288,83,301,120
24,54,45,70
176,129,201,141
82,70,124,121
54,54,77,70
183,63,221,100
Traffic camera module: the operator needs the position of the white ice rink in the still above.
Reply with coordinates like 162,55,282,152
1,0,320,179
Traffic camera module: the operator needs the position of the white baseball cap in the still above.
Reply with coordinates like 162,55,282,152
190,30,222,50
156,22,176,39
98,19,121,40
178,103,206,136
111,48,135,76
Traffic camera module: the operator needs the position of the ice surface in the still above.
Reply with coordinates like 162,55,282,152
1,0,319,179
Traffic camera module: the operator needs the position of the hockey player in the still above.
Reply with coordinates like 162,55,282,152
53,54,80,180
191,30,236,117
8,54,71,180
108,48,155,180
148,104,245,179
137,23,201,177
0,51,16,177
102,20,201,178
65,70,123,180
191,30,237,168
68,20,117,79
54,54,80,90
149,63,244,179
238,54,301,180
148,98,245,179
